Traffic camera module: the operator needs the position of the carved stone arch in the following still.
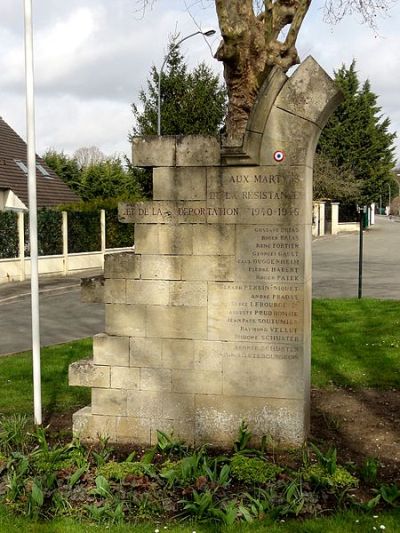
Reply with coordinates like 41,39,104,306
222,56,342,168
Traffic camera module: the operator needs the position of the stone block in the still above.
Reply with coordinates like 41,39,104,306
126,390,163,418
92,388,127,416
146,306,207,339
192,225,235,255
130,337,162,367
194,395,306,446
141,255,182,280
222,356,303,399
126,280,170,305
104,279,126,304
149,419,195,446
72,406,92,439
132,136,176,167
260,108,319,168
193,341,223,371
72,407,117,441
153,167,207,200
80,275,104,303
69,359,110,388
172,369,223,395
93,333,130,366
162,392,195,420
105,304,146,337
134,224,159,254
159,225,193,255
161,339,194,369
104,252,140,279
181,256,235,281
111,366,140,390
176,135,220,166
246,66,288,135
115,416,151,444
275,56,343,129
119,201,207,224
168,281,207,307
140,368,172,392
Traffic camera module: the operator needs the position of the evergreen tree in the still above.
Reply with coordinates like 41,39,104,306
43,150,144,201
43,150,81,194
318,61,397,204
131,37,227,136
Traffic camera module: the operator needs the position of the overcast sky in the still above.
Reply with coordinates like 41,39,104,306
1,0,399,162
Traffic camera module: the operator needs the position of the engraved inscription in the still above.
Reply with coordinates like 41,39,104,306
195,340,300,360
208,283,303,343
119,166,309,225
235,225,304,282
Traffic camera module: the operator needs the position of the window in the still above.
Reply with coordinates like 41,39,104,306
14,159,53,178
36,164,52,177
15,160,28,173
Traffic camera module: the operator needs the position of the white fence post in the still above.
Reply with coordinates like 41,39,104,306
331,202,340,235
100,209,106,268
62,211,68,276
370,203,375,225
319,202,326,236
17,211,25,281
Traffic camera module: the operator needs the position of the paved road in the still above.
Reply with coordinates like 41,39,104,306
0,216,398,355
313,215,400,299
0,273,104,356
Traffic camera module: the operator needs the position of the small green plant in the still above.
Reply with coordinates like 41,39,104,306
310,442,337,474
84,501,125,524
91,435,113,467
374,484,400,507
161,450,207,487
302,463,358,489
233,421,252,452
230,454,282,484
0,415,29,454
180,489,227,523
89,475,112,498
97,460,155,481
360,457,379,484
155,430,187,455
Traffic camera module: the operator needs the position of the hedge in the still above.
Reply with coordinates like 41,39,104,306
0,212,18,258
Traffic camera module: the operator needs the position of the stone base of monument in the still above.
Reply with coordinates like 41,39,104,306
69,57,341,447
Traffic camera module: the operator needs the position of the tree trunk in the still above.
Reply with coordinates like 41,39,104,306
215,0,311,147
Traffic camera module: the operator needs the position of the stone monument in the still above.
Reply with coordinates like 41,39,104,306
69,57,341,446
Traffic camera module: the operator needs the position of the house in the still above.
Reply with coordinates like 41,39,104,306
0,116,79,211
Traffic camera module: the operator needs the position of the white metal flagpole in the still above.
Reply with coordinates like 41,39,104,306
23,0,42,425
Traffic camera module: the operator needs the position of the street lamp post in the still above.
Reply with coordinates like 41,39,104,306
157,29,216,136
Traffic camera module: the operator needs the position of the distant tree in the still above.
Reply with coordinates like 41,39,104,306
42,149,81,194
318,61,397,204
131,37,227,136
43,149,144,201
78,157,143,201
73,146,105,169
313,153,362,203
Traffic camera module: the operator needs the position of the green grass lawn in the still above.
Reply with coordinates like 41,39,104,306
0,338,91,417
0,506,399,532
312,298,400,389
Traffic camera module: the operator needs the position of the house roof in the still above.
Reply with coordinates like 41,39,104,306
0,116,79,208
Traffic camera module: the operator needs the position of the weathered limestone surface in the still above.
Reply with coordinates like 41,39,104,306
70,58,341,446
